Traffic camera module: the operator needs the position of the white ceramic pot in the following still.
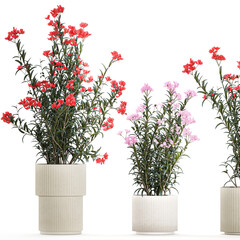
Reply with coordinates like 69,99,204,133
132,195,178,233
221,187,240,234
35,164,86,235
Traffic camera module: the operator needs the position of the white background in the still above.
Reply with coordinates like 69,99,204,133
1,0,240,239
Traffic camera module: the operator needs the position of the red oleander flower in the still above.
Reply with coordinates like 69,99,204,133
105,76,112,81
226,86,233,91
111,51,123,61
223,74,237,81
45,15,50,20
99,75,104,79
111,80,126,98
66,80,74,89
1,112,14,124
82,62,89,67
57,99,64,104
237,61,240,68
102,117,114,131
209,47,226,61
203,94,208,99
76,28,91,39
80,22,88,28
50,5,64,18
65,93,76,107
5,27,25,41
84,76,93,83
19,97,41,110
87,87,94,92
96,152,108,164
182,58,203,74
43,50,53,57
51,102,57,109
235,86,240,91
117,101,127,115
211,93,215,96
17,65,23,70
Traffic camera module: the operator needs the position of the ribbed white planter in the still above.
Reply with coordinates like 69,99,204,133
132,195,178,233
35,164,86,235
221,187,240,234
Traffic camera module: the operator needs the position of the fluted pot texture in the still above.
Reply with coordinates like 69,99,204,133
132,195,178,233
35,164,86,235
221,187,240,234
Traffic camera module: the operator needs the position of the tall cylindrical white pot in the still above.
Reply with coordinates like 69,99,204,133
132,195,178,233
221,187,240,234
35,164,86,235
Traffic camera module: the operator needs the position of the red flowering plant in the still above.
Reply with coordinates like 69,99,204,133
183,47,240,186
1,5,126,164
118,83,199,196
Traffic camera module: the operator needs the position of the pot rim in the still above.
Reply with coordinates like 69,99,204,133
221,186,240,188
133,195,178,197
35,163,85,166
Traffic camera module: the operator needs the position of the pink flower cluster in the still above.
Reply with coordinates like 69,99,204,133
164,81,179,92
141,83,153,93
177,110,195,125
136,104,146,113
125,135,138,146
182,128,200,142
126,113,142,121
185,90,197,98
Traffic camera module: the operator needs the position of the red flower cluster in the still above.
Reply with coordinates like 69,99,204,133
223,74,238,81
63,38,78,46
1,112,14,124
50,5,64,18
182,58,203,74
65,93,76,106
5,27,24,41
80,22,88,28
203,94,208,99
19,97,42,110
105,76,111,81
66,80,74,89
52,99,64,109
96,152,108,165
60,24,91,40
28,80,55,92
111,51,123,61
52,61,67,71
117,101,127,115
102,117,114,131
17,65,23,70
84,76,93,83
43,50,53,58
209,47,226,61
111,80,126,98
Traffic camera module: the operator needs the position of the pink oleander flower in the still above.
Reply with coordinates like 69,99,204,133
169,139,174,145
160,142,171,148
185,90,197,98
177,110,195,125
141,83,153,93
136,104,146,113
173,103,179,110
125,129,130,133
117,131,123,135
182,128,192,137
126,113,142,121
173,92,182,100
164,81,179,92
125,135,138,146
190,135,200,142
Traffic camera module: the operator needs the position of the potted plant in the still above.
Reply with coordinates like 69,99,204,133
1,5,126,235
183,47,240,234
118,82,199,233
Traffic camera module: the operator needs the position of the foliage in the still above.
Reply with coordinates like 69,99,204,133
119,83,198,196
183,47,240,187
1,5,126,164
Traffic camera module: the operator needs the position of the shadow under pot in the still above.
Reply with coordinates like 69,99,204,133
132,195,178,233
221,187,240,234
35,164,86,235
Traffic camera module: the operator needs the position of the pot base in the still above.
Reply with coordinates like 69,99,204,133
40,231,82,235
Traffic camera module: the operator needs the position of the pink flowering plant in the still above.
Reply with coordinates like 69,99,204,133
183,47,240,187
119,83,199,196
1,6,126,164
